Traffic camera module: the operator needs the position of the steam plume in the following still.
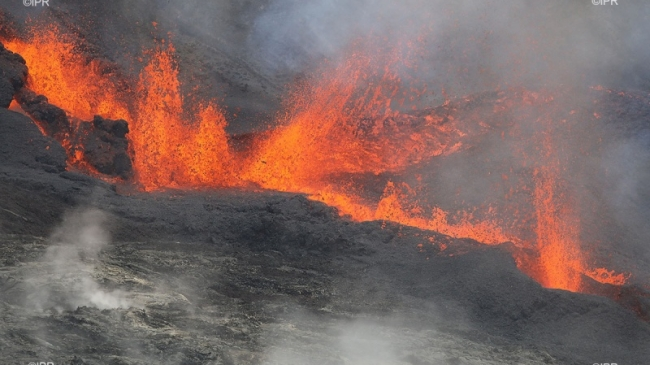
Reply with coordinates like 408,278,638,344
26,208,131,312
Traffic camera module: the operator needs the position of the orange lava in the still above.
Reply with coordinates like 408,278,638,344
237,42,505,243
130,44,236,189
530,163,584,291
3,25,130,121
8,99,24,113
241,45,457,190
585,268,630,286
3,23,630,294
306,182,511,245
3,25,235,189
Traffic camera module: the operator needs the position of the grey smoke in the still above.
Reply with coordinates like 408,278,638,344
601,130,650,258
26,208,131,312
262,319,404,365
248,0,650,93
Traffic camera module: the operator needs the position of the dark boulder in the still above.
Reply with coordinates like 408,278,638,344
79,115,133,179
14,89,133,179
0,41,27,108
14,88,72,139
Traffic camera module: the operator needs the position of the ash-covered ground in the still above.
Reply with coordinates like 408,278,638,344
2,1,650,365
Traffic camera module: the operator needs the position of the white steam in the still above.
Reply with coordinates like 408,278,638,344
26,208,131,312
262,319,403,365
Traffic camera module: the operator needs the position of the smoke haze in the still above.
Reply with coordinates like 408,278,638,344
248,0,650,94
26,208,131,312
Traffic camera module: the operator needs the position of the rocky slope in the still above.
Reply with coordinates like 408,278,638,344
1,106,649,365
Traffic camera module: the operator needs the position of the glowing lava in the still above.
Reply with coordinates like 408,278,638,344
242,45,459,190
531,164,584,291
3,25,131,121
3,25,236,189
314,181,512,245
131,43,236,190
2,23,630,294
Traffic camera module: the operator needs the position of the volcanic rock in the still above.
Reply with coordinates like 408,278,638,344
0,107,66,173
14,88,134,179
0,41,27,108
78,116,133,179
14,87,71,139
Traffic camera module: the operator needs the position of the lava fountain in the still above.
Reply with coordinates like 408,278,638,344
3,24,236,189
2,22,632,296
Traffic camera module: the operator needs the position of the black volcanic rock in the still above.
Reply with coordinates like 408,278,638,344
14,88,133,179
0,41,27,108
92,115,129,138
0,75,13,108
0,107,66,173
79,116,133,179
14,88,72,139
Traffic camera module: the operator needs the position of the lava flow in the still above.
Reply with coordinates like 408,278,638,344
238,41,508,245
2,23,632,295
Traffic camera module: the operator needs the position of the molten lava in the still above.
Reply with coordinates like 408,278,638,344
3,25,131,121
530,155,584,291
3,25,235,189
2,23,631,295
238,43,507,244
131,44,235,189
242,46,458,190
340,181,511,245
